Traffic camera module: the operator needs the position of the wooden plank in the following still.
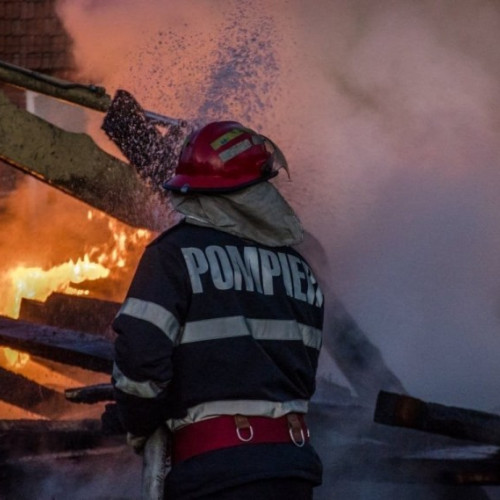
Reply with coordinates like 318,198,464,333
19,293,120,337
0,89,171,231
374,391,500,446
0,316,113,373
0,366,71,418
0,418,124,461
65,383,114,404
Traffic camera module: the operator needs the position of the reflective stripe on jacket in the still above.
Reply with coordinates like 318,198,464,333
112,222,324,435
112,221,324,496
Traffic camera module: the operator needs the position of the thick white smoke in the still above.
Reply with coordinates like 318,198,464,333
57,0,500,412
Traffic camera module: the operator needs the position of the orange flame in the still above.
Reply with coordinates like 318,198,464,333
2,347,30,369
0,210,153,320
4,255,110,319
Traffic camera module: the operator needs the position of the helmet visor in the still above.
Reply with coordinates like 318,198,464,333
260,136,290,180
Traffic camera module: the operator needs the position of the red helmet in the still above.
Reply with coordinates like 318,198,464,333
163,121,288,193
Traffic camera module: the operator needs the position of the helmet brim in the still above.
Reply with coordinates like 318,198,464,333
163,170,278,194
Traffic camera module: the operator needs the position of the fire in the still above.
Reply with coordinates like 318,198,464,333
2,347,30,369
5,256,110,320
87,213,152,270
0,210,153,320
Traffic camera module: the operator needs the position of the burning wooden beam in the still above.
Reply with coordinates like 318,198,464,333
19,293,120,337
0,316,113,373
0,88,171,232
374,391,500,446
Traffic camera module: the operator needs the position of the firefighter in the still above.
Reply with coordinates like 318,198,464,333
112,121,324,499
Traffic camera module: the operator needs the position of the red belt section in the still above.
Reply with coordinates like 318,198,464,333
173,413,309,463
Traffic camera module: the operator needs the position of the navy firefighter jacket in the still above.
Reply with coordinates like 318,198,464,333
112,221,324,496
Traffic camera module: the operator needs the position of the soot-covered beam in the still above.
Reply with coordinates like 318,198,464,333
19,293,120,337
0,316,113,374
0,365,71,418
374,391,500,446
0,418,122,460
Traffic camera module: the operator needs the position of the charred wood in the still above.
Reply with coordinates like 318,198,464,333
19,293,120,338
374,391,500,446
0,89,171,232
0,316,113,373
29,355,109,388
0,418,123,461
0,418,103,434
0,366,70,418
65,383,114,404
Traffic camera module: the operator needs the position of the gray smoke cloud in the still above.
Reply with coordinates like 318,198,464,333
57,0,500,412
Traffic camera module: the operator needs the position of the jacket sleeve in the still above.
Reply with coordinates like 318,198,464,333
111,240,189,436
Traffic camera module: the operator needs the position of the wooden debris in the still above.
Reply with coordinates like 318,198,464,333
19,293,120,337
65,383,114,404
0,316,113,373
374,391,500,446
0,366,70,418
0,418,123,461
0,89,171,232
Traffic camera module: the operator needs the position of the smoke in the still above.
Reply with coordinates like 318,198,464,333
54,0,500,413
6,449,142,500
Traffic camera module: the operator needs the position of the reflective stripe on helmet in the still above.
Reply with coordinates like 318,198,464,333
211,128,245,150
218,139,252,163
163,121,281,193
